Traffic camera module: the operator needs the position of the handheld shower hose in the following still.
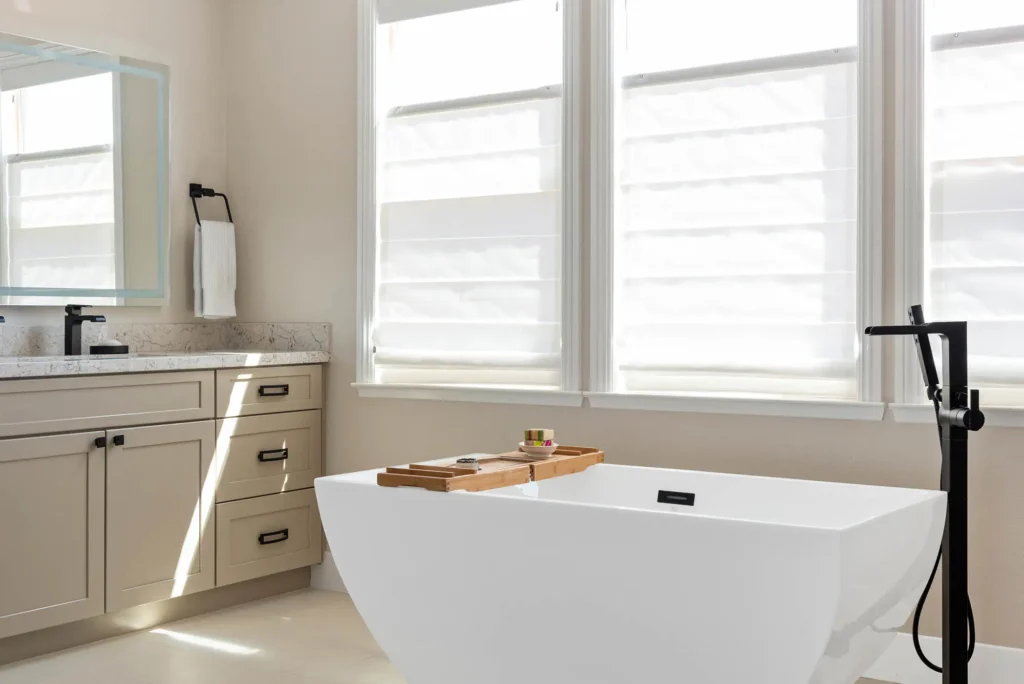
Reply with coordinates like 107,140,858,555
913,389,976,673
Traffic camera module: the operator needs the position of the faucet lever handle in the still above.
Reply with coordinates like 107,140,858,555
967,389,985,431
950,388,985,432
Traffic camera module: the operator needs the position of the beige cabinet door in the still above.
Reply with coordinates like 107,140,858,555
0,432,105,639
106,421,216,612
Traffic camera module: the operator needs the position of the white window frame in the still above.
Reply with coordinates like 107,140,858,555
353,0,584,407
586,0,886,421
892,0,1024,427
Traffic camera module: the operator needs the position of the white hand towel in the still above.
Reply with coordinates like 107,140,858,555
194,220,237,319
193,223,203,315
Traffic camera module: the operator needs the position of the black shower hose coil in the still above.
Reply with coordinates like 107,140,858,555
914,396,977,673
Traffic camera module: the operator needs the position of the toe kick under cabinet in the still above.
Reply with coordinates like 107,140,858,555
0,364,324,640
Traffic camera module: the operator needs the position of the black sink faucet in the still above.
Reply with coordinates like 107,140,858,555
65,305,106,355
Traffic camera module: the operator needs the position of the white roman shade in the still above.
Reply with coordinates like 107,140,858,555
377,0,517,24
6,149,117,290
926,2,1024,406
371,0,564,388
612,0,860,400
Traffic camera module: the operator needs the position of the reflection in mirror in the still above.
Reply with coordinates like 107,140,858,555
0,37,168,306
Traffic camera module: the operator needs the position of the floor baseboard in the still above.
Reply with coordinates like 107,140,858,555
866,633,1024,684
310,551,347,593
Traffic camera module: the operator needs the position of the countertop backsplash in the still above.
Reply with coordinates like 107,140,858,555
0,322,331,357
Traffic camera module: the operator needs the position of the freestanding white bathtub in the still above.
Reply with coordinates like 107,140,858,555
315,463,945,684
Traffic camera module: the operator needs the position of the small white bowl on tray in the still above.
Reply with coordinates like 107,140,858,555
518,442,559,459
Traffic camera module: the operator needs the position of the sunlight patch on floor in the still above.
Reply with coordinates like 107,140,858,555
150,628,260,656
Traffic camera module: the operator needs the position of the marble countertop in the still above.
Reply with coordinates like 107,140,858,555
0,349,330,379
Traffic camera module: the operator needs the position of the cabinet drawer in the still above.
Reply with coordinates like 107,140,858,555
216,489,322,587
216,366,322,417
0,371,215,438
216,411,323,502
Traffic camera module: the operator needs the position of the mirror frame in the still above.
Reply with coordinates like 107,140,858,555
0,38,169,302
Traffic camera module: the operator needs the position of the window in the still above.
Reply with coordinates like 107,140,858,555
360,0,576,392
358,0,910,419
0,69,119,305
598,0,867,401
918,0,1024,406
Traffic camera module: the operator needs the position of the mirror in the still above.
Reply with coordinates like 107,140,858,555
0,34,168,306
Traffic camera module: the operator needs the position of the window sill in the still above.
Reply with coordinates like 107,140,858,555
354,384,887,420
890,403,1024,428
352,383,585,407
585,392,886,421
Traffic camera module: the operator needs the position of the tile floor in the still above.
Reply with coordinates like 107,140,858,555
0,590,401,684
0,589,890,683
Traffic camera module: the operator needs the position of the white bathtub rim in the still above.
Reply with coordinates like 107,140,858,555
326,461,943,497
316,463,946,533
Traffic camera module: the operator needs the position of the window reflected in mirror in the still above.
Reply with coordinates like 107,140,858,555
2,70,118,303
0,37,168,306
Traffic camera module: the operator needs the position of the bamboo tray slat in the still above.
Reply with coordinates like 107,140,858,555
377,445,604,492
524,445,604,481
378,459,531,493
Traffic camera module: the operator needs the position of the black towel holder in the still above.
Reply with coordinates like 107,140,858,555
190,182,234,224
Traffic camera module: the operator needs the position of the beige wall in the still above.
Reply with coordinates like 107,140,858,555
0,0,227,323
224,0,1024,649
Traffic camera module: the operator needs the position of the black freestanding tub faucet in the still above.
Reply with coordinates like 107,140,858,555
865,305,984,684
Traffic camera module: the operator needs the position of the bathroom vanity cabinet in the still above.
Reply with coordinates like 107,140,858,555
0,363,324,641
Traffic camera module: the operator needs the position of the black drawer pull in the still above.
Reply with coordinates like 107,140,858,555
258,384,290,397
258,528,289,545
95,436,107,449
258,448,289,463
112,435,125,447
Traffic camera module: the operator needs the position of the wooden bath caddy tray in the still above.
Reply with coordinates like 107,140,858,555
377,445,604,493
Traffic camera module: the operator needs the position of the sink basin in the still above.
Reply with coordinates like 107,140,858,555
0,351,210,362
0,355,71,363
0,350,270,362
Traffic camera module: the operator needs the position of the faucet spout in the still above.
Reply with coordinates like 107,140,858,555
64,304,106,355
